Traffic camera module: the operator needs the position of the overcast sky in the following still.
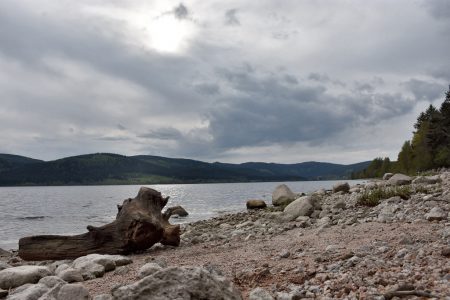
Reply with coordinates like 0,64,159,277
0,0,449,163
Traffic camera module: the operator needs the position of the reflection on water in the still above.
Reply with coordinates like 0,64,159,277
0,180,364,249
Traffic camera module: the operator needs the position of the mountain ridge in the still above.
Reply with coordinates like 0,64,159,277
0,153,370,186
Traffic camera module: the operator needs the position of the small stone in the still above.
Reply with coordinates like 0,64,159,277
38,276,66,288
383,173,394,180
138,263,162,279
93,294,113,300
325,244,340,252
113,266,131,276
58,268,84,283
333,182,350,193
333,199,346,209
441,247,450,257
245,234,255,241
247,200,267,210
396,248,408,258
279,250,290,259
144,257,168,268
57,283,90,300
249,287,274,300
425,207,447,221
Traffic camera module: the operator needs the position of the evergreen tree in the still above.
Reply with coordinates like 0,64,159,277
397,141,413,174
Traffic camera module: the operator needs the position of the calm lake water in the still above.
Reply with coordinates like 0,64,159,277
0,180,365,250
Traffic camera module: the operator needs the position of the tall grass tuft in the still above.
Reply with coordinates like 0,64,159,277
357,186,412,207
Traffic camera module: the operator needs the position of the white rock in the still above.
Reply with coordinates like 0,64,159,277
55,263,70,275
58,268,84,283
272,184,296,206
249,287,274,300
73,254,116,272
283,196,314,221
0,265,51,289
332,182,350,193
413,175,441,185
93,294,113,300
383,173,394,180
112,266,242,300
107,255,132,266
57,283,90,300
388,174,412,186
138,263,162,279
38,275,66,288
6,283,49,300
425,207,447,221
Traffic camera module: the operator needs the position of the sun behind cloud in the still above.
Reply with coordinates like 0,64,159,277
146,14,194,53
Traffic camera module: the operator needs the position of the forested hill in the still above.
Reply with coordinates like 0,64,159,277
0,153,370,186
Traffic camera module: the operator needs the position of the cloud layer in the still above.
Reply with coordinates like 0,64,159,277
0,0,449,163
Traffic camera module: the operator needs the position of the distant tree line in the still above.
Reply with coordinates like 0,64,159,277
353,85,450,178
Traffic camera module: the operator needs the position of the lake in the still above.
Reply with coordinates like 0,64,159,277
0,180,365,250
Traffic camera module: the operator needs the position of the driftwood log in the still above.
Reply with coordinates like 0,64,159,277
18,187,181,261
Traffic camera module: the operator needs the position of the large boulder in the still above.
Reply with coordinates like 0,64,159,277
283,196,315,221
71,254,132,280
382,173,394,180
272,184,296,206
112,266,242,300
388,174,412,186
332,182,350,193
246,200,267,210
0,265,51,289
412,175,441,185
6,283,49,300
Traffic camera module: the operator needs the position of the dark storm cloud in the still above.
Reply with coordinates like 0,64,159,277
354,82,375,93
283,74,298,85
205,68,417,150
430,68,450,81
308,73,330,82
194,83,220,95
173,3,189,20
97,136,130,141
403,79,446,101
138,127,183,140
425,0,450,19
224,9,240,26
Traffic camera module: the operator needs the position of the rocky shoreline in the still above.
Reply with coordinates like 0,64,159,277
0,172,449,299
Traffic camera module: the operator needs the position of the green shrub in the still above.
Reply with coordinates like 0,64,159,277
357,186,412,207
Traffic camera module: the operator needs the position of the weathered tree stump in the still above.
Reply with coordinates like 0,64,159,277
18,187,181,261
